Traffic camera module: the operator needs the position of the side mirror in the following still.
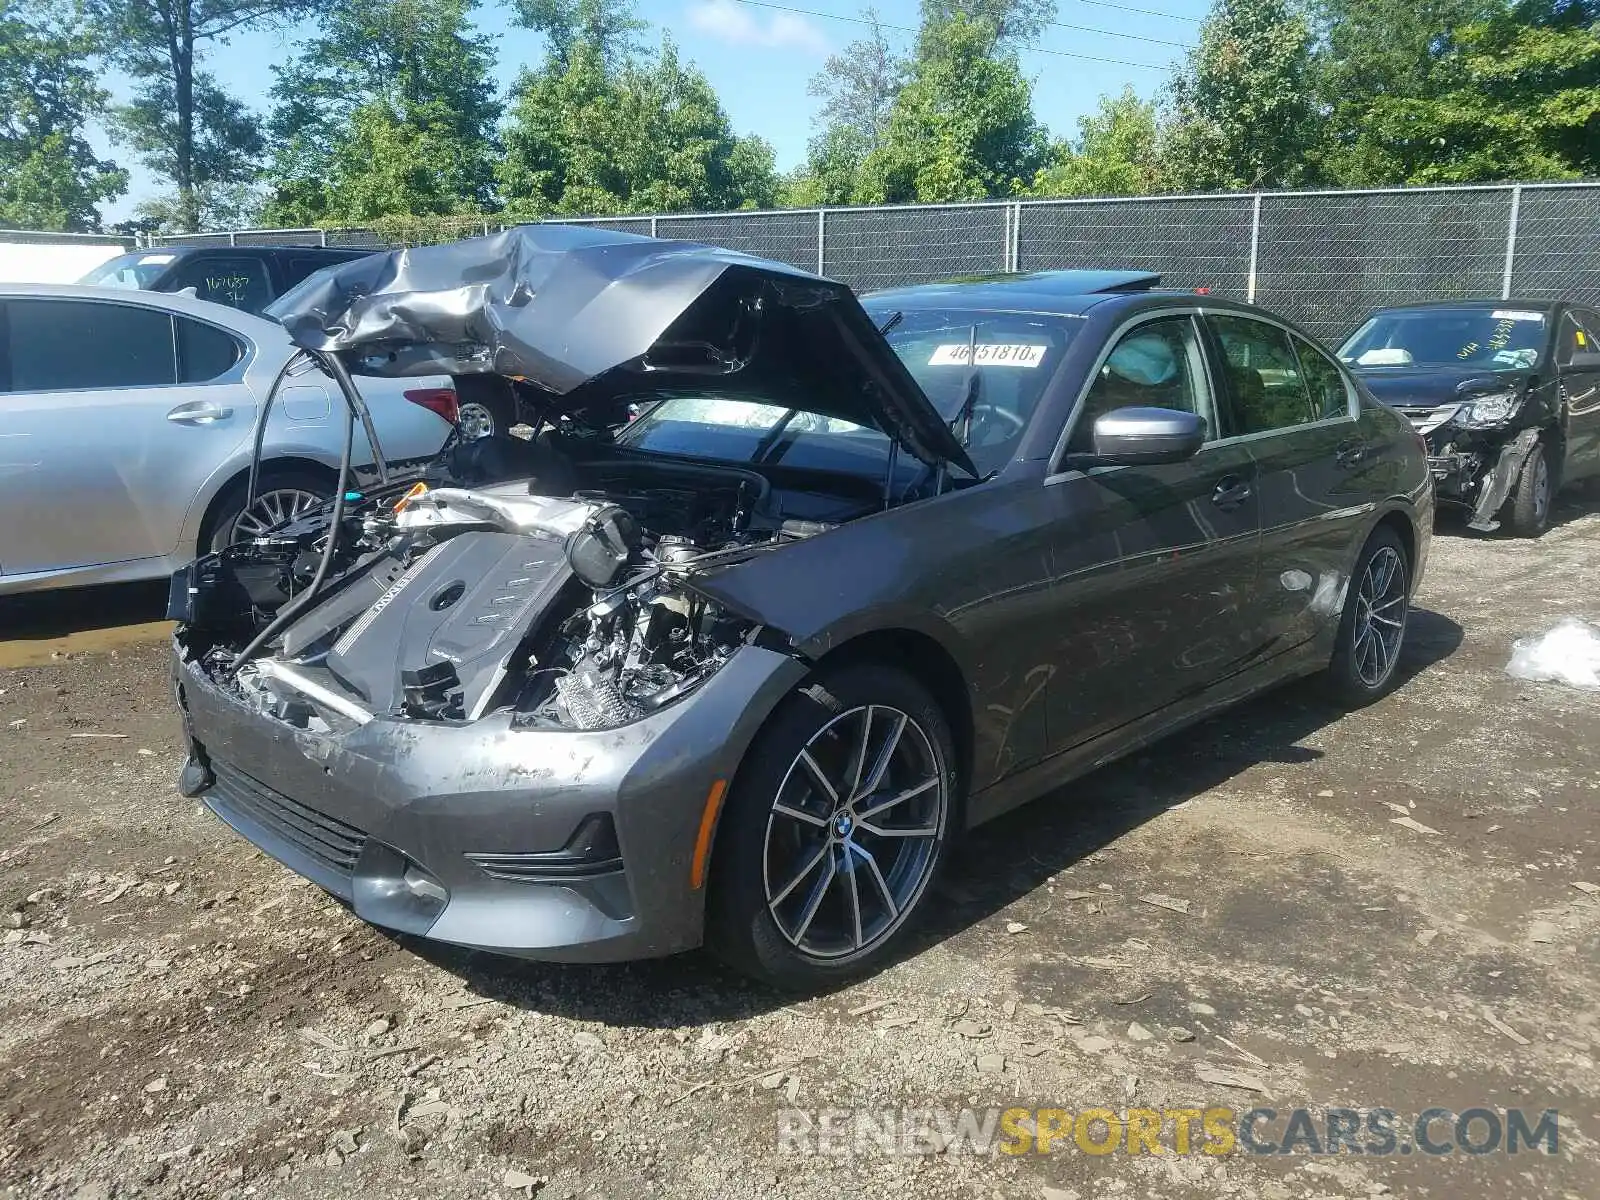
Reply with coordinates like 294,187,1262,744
1564,351,1600,372
1074,407,1207,467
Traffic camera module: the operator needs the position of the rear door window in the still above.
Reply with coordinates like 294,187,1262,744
164,255,274,313
1207,314,1317,435
2,300,177,392
175,316,244,382
1292,334,1354,420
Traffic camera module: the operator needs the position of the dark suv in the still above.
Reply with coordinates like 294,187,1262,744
79,244,375,316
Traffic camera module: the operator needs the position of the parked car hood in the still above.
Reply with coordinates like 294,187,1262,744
1351,363,1534,408
266,225,975,475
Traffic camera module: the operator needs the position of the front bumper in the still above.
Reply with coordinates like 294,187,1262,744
174,642,807,962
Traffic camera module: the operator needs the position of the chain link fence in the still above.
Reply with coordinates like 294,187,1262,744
149,181,1600,342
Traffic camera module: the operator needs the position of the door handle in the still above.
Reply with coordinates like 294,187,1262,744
166,401,233,425
1211,476,1252,510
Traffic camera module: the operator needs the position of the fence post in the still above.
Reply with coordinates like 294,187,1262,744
228,231,237,247
817,209,827,275
1246,194,1262,304
1502,184,1523,300
319,229,328,248
651,216,659,239
1010,202,1022,272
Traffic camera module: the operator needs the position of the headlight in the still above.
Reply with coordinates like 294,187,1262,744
1454,390,1522,428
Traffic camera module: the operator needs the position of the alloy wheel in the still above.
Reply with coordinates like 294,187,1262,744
762,704,947,960
457,401,496,441
231,488,325,541
1352,545,1407,688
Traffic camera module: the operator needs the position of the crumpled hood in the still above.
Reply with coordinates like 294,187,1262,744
266,225,974,474
1352,363,1533,409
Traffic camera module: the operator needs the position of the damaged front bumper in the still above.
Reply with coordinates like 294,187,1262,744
173,640,806,962
1409,417,1543,533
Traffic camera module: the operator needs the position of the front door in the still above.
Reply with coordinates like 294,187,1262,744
0,297,256,580
1041,312,1263,753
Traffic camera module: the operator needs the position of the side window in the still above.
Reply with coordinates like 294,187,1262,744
175,316,244,383
1554,312,1598,365
164,255,273,314
1208,315,1316,435
4,300,177,392
1292,334,1353,420
1576,311,1600,356
1070,316,1214,451
281,255,341,289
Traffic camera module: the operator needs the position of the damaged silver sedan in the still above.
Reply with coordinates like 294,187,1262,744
170,228,1432,986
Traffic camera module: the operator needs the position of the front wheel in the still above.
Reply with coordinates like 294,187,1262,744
706,663,958,989
1325,526,1411,706
1504,438,1554,537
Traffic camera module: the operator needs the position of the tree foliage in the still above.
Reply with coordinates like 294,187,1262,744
1162,0,1318,191
513,0,644,68
858,11,1048,203
262,0,500,224
0,0,125,230
89,0,312,231
1029,86,1163,197
498,31,776,217
919,0,1058,48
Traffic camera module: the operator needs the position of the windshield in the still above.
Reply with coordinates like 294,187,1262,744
614,308,1078,482
1340,307,1547,370
78,251,179,289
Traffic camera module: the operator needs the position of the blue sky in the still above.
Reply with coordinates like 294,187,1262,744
95,0,1212,222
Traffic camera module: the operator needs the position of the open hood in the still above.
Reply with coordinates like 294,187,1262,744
267,225,975,475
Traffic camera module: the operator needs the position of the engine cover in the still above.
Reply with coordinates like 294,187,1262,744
324,531,572,719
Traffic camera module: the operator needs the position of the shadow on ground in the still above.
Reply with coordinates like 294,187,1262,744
406,607,1465,1026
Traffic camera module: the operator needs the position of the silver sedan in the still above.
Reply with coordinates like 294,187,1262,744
0,284,456,595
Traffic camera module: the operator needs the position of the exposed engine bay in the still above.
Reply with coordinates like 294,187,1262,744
175,451,849,734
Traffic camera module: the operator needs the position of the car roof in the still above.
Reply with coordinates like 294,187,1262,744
865,269,1164,315
0,281,286,337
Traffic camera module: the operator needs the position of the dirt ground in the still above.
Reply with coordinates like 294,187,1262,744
3,504,1599,1200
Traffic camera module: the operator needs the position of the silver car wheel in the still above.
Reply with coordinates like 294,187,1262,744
1352,545,1407,688
231,488,325,541
762,704,947,960
457,401,496,441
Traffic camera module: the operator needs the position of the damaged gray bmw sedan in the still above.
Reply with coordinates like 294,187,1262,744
169,227,1432,987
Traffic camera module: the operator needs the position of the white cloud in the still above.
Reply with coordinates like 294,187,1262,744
685,0,830,55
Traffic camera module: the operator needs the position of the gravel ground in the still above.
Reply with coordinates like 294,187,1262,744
2,506,1599,1200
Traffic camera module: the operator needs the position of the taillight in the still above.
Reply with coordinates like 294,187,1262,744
404,387,459,426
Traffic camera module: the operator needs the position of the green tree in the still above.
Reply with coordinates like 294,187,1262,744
498,36,777,216
1317,0,1599,183
0,0,125,230
262,0,500,224
513,0,645,68
859,11,1048,203
89,0,312,231
787,8,903,205
1162,0,1318,190
1029,85,1163,197
919,0,1057,47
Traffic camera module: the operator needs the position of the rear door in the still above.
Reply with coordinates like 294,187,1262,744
1204,312,1370,656
0,297,256,579
1041,310,1263,751
1555,308,1600,482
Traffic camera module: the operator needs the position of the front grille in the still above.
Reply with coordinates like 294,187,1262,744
209,761,368,878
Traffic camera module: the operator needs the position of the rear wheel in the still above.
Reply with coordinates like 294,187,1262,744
706,663,957,989
1325,525,1411,705
204,468,331,553
454,376,518,441
1504,438,1553,537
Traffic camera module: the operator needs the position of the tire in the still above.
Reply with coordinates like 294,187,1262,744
454,376,518,441
204,467,332,553
1504,438,1554,537
1325,525,1411,706
706,662,959,990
